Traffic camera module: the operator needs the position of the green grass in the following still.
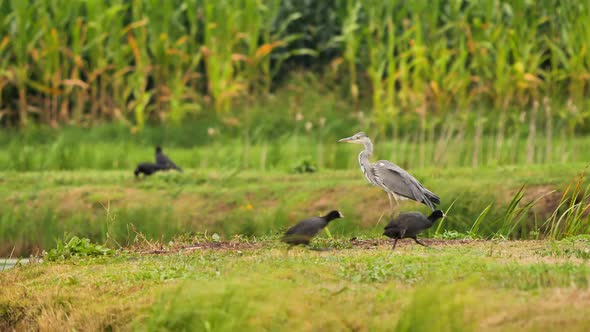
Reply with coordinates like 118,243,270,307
2,126,590,172
2,240,590,331
1,163,589,257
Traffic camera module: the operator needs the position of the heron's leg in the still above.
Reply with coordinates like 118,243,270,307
387,193,392,213
375,211,386,227
388,193,401,217
387,193,396,216
413,237,429,247
391,238,399,251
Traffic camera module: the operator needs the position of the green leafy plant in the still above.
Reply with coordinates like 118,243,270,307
291,159,317,174
44,236,114,261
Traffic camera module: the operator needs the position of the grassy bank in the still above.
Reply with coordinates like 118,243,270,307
2,240,590,330
1,163,589,257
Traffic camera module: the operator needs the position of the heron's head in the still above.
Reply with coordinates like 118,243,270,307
324,210,344,221
338,132,370,144
155,146,162,153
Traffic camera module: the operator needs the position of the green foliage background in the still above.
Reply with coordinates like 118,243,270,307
0,0,588,130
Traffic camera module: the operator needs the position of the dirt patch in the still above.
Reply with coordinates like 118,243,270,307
182,241,261,252
330,185,397,228
348,238,476,249
509,183,590,220
138,238,478,254
522,185,563,216
171,192,208,220
137,241,262,254
308,187,342,211
56,186,155,212
58,186,95,211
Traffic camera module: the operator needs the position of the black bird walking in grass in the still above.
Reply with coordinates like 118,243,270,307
155,146,182,172
282,210,343,248
383,210,445,250
134,162,167,177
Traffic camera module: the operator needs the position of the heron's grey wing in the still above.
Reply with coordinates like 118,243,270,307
373,161,439,209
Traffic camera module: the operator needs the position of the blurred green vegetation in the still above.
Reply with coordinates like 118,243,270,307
1,78,588,171
0,0,588,133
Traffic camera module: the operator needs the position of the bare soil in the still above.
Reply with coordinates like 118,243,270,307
137,238,479,254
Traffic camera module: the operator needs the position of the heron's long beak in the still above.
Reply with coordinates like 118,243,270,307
338,136,355,143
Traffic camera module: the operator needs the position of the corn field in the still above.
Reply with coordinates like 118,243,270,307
0,0,589,129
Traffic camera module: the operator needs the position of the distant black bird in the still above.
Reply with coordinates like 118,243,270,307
155,146,182,172
282,210,344,247
134,162,167,177
383,210,445,250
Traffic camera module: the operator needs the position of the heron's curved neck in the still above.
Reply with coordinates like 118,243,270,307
358,139,374,177
362,140,373,156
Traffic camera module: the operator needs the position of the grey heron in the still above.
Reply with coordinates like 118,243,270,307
383,210,445,250
134,162,167,177
282,210,343,247
338,132,440,214
155,146,183,172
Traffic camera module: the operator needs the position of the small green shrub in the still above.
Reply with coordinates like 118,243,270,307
291,159,317,174
44,236,114,261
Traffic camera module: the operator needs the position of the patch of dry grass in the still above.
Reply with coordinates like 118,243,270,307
1,240,590,331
